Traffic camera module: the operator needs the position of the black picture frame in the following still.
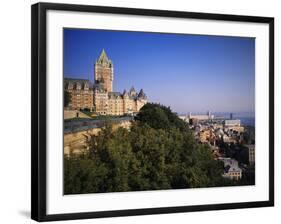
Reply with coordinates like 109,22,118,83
31,2,274,222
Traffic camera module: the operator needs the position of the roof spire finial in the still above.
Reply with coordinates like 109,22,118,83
97,49,110,64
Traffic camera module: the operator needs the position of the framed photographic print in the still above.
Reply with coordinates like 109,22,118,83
31,2,274,222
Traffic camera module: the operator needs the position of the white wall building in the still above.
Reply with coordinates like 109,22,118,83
219,157,242,180
224,119,241,127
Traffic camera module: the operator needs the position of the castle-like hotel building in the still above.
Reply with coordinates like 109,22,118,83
64,49,148,116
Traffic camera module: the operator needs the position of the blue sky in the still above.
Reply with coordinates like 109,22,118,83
64,28,255,114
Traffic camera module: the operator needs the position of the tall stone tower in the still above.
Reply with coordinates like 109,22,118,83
94,49,113,92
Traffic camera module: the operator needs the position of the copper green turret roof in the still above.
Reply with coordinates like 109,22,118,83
97,49,112,66
129,86,136,93
138,89,147,99
99,49,108,61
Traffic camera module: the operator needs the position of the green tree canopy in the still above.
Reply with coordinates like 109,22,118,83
64,90,71,107
135,103,189,132
64,104,233,194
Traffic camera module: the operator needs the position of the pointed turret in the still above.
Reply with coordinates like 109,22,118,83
94,49,113,92
96,49,113,68
129,86,137,97
129,86,135,93
97,49,110,64
138,89,147,99
123,89,129,98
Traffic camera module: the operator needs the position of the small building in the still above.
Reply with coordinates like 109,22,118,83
190,118,199,126
219,157,242,181
225,126,244,133
198,129,216,145
224,119,241,127
189,113,214,121
178,115,189,123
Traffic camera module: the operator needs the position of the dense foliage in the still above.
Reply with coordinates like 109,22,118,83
135,103,189,132
64,103,231,194
64,90,71,107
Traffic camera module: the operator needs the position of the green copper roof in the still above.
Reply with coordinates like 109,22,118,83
97,49,112,65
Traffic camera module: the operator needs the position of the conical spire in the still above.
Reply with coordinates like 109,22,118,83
129,86,136,93
98,49,108,61
97,49,111,65
138,89,147,99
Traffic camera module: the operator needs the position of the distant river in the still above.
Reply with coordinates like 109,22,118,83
238,117,255,127
212,112,255,127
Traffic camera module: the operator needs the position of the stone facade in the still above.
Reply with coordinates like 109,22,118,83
64,79,94,110
95,49,113,92
246,144,255,165
64,119,132,155
64,49,148,115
